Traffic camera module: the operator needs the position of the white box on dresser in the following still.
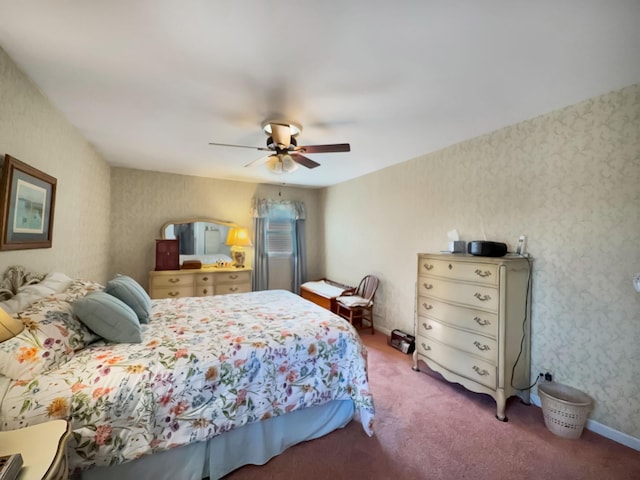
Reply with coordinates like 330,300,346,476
413,253,531,421
149,268,252,299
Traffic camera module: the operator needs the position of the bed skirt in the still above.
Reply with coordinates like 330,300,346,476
78,399,355,480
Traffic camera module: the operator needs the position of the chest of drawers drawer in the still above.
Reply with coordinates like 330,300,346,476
215,283,251,295
415,335,497,389
417,297,498,337
418,277,499,311
417,317,497,362
419,258,498,285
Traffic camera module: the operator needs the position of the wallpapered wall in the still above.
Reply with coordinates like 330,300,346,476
0,47,111,282
322,84,640,439
109,167,324,290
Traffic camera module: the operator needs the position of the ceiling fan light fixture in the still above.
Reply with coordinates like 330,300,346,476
266,154,298,174
262,120,302,137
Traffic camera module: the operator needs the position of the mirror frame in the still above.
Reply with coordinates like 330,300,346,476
160,218,237,238
160,218,239,263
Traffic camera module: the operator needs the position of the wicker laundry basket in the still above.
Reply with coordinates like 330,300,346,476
538,381,592,439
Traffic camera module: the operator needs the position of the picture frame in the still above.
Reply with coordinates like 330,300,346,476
0,155,57,250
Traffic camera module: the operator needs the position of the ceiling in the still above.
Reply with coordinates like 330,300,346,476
1,2,639,188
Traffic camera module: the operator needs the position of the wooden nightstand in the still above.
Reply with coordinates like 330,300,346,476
0,420,71,480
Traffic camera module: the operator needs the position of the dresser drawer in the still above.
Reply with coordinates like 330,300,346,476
416,336,497,389
417,317,497,362
194,285,215,296
150,286,194,299
419,257,498,286
417,297,498,337
215,283,251,295
195,273,215,286
150,273,194,289
216,271,252,284
418,277,499,312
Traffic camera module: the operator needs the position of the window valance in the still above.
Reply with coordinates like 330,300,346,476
251,198,306,220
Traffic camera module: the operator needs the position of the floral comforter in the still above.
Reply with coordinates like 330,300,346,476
0,289,374,471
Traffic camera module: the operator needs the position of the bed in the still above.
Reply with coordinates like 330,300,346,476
0,274,375,479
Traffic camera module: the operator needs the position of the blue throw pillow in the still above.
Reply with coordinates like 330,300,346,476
105,275,152,324
73,292,142,343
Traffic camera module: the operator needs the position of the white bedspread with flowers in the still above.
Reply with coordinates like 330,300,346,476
0,288,374,472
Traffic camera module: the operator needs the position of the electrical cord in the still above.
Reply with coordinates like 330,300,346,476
510,253,538,391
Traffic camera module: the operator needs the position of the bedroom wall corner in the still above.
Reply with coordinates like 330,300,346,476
0,46,111,283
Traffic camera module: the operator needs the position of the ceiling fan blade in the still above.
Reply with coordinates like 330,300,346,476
209,142,271,152
294,143,351,154
244,155,272,168
292,154,321,169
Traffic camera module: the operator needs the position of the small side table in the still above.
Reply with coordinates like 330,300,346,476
0,420,71,480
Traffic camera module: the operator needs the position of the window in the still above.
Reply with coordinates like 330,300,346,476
266,204,295,257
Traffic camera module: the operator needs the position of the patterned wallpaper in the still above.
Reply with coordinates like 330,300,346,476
0,47,111,283
109,168,324,290
323,84,640,439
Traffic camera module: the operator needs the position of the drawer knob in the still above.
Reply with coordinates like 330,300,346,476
472,365,490,376
474,316,491,326
202,289,208,295
448,263,453,270
202,277,209,281
422,322,433,330
168,291,179,297
421,342,431,351
474,269,492,278
473,341,491,351
474,293,491,302
424,263,434,271
422,303,433,310
423,283,433,290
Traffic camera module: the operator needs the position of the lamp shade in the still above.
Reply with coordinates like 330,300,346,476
0,308,24,342
226,227,252,247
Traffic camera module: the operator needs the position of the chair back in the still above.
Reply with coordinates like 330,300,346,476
356,275,379,303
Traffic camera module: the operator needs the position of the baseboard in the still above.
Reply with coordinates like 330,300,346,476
530,393,640,451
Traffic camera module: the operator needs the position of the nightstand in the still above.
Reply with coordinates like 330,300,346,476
0,420,71,480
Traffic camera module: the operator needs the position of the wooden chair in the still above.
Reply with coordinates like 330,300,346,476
336,275,379,334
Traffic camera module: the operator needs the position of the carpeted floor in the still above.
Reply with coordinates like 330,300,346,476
225,331,640,479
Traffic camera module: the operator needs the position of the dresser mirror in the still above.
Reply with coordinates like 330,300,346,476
161,218,236,265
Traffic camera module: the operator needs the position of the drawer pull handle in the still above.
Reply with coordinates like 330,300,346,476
474,316,491,326
422,322,432,330
202,277,209,281
474,269,492,278
448,264,453,270
168,291,179,297
423,283,433,290
422,303,433,310
202,289,208,295
421,342,431,351
424,263,434,271
474,293,491,302
230,274,238,279
472,365,490,376
168,278,180,284
230,287,238,292
473,341,490,351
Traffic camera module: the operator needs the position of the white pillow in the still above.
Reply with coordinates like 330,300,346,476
0,272,73,314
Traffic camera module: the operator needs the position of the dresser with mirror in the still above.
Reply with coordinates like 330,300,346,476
149,218,252,299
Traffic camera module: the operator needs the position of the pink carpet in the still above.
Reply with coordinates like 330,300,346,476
225,331,640,479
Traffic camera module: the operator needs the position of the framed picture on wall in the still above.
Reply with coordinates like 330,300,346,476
0,154,57,250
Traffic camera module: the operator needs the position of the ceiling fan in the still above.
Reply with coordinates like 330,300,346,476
208,120,350,173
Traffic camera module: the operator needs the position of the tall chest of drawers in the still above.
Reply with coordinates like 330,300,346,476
149,268,252,299
413,253,531,421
